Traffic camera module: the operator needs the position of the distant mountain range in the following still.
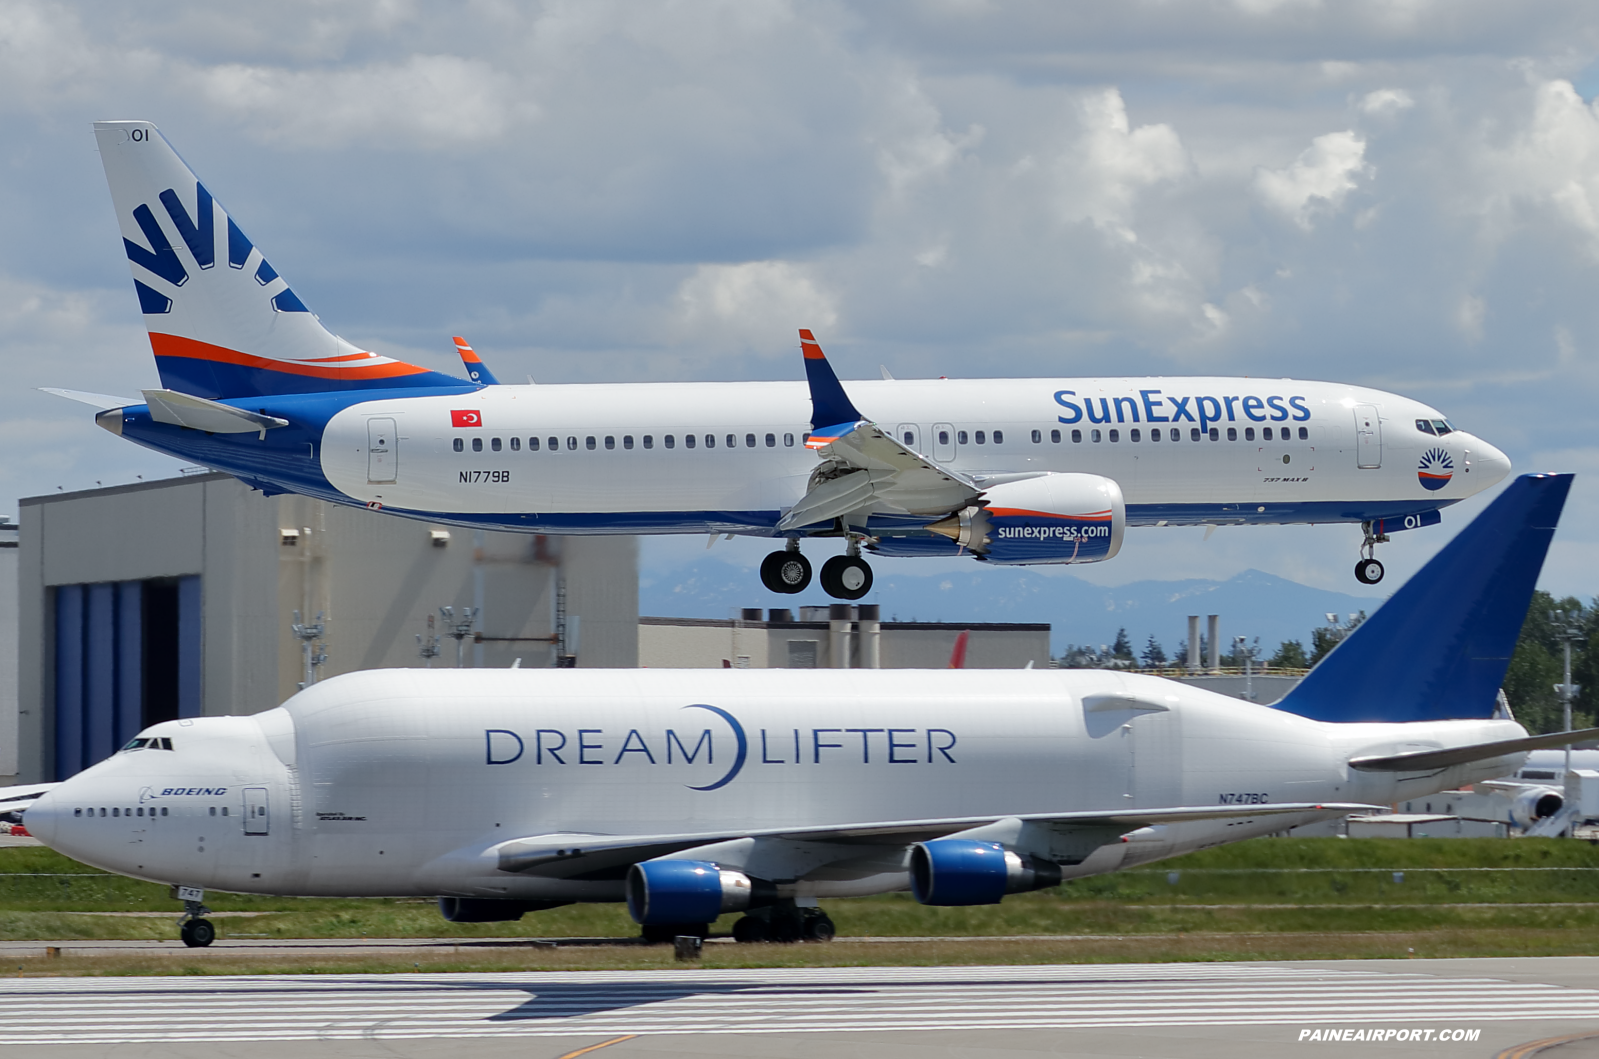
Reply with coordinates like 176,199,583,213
639,559,1381,658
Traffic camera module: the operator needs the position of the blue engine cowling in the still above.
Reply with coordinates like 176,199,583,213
910,840,1063,906
926,473,1125,565
626,859,773,925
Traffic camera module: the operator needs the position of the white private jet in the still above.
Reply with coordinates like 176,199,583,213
49,120,1510,598
25,474,1587,946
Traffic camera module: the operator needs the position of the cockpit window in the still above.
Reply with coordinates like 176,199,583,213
1415,419,1454,437
120,736,173,752
1415,419,1435,436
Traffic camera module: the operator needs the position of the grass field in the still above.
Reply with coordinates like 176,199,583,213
5,837,1599,973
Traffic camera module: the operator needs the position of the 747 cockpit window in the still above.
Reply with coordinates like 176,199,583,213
120,737,173,752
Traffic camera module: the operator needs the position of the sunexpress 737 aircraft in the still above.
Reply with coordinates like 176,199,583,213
59,121,1512,596
25,475,1594,946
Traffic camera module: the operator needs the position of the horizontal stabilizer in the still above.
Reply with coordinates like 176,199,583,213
1349,726,1599,772
1275,473,1573,724
142,389,288,436
40,387,140,409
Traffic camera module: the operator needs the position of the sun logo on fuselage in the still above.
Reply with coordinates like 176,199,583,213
1418,447,1454,492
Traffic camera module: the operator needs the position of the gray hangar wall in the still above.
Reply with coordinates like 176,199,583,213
15,473,638,783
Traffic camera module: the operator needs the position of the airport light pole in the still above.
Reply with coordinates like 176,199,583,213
291,610,327,689
1553,610,1585,773
416,613,442,668
440,606,479,669
1233,635,1260,702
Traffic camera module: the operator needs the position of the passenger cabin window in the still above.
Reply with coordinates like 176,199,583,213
1091,429,1102,443
905,431,915,445
784,433,795,447
585,436,596,450
1051,429,1061,443
705,434,715,449
1208,428,1219,441
685,435,696,449
604,436,615,450
1130,428,1141,442
530,437,540,451
453,438,463,452
566,437,577,451
1190,428,1200,442
510,437,520,451
1071,429,1082,443
1245,427,1255,441
666,435,676,449
1263,427,1273,441
1031,429,1041,443
1298,426,1309,440
727,434,737,448
548,437,559,451
746,434,756,448
491,437,501,452
993,430,1004,444
623,436,634,449
644,435,655,449
472,438,483,452
1108,429,1119,442
975,430,986,445
1227,427,1237,441
766,433,777,447
957,430,968,445
938,430,950,445
1150,428,1161,442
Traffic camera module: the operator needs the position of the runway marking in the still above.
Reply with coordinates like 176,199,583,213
3,964,1598,1043
1495,1030,1599,1059
556,1035,639,1058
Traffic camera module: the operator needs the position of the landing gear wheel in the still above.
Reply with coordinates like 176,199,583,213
800,911,836,942
732,916,771,943
819,556,873,600
760,549,812,594
640,922,709,944
180,918,215,948
1354,558,1385,585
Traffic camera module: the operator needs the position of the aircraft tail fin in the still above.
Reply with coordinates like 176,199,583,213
453,337,500,386
1275,473,1572,724
92,121,464,399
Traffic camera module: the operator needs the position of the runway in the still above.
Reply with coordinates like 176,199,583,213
6,959,1599,1056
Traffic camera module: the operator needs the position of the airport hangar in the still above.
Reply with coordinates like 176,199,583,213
4,472,1051,785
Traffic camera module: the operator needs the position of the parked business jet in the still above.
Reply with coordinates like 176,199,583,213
57,121,1512,598
25,475,1585,946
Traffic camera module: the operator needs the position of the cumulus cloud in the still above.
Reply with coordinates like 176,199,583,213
674,261,838,352
1252,130,1371,229
1359,88,1415,115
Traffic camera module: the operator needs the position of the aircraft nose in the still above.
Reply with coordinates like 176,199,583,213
22,789,61,847
1469,436,1513,487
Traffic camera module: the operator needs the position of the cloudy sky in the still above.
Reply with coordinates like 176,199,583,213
6,0,1599,596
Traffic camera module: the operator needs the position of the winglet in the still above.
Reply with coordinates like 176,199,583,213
454,337,500,386
799,329,864,430
1275,473,1574,724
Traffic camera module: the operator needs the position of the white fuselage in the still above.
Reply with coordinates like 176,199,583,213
317,377,1509,533
26,669,1528,903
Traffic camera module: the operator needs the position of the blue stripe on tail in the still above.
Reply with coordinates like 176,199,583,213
1274,473,1572,724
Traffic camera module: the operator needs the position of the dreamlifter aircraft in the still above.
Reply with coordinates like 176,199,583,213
23,474,1596,946
48,121,1511,597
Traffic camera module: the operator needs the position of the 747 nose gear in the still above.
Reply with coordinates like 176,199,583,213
760,539,812,594
1355,521,1388,585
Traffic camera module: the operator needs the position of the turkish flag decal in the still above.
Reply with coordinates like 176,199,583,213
451,409,482,427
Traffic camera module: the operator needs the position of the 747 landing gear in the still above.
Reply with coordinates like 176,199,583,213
176,892,215,947
760,539,812,594
1355,521,1388,585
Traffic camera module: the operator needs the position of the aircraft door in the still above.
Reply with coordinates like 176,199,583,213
367,417,398,483
1354,405,1381,469
932,423,955,462
895,424,921,454
242,787,269,835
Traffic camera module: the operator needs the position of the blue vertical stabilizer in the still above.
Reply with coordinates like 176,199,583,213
1274,473,1572,723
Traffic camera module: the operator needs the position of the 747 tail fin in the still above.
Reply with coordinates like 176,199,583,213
93,121,464,400
1276,473,1573,724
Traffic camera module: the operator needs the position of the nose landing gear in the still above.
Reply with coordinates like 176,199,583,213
175,890,215,947
1355,522,1388,585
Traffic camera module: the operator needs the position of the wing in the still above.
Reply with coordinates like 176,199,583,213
493,802,1377,878
778,330,979,532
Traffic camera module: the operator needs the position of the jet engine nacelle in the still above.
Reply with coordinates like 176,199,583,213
1509,786,1564,830
436,897,569,922
625,859,776,925
928,473,1125,565
909,839,1064,906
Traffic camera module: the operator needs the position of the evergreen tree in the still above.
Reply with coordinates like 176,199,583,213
1141,635,1167,668
1269,640,1308,669
1111,627,1134,661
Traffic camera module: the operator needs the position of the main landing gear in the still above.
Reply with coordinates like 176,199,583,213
731,903,836,944
1355,521,1388,585
760,538,873,601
